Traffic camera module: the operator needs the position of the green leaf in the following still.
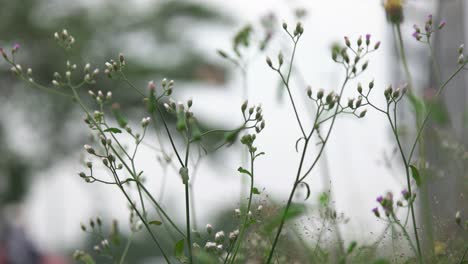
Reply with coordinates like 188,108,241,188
111,107,128,128
347,241,357,254
149,220,162,226
319,192,330,207
252,187,260,195
174,239,188,263
409,165,421,187
104,127,122,134
238,166,252,177
302,182,311,201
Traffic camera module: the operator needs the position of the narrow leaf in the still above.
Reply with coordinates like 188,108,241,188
409,165,421,187
302,182,311,201
174,239,185,258
149,220,162,226
104,127,122,134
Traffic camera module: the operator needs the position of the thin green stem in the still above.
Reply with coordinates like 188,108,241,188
266,138,309,263
119,234,134,264
392,215,418,258
386,110,422,262
229,154,255,263
184,138,193,264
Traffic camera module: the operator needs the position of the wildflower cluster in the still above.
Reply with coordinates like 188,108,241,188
412,14,446,42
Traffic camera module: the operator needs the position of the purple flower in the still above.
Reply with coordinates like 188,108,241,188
12,43,20,53
365,34,371,45
374,41,381,50
372,207,380,218
376,196,383,203
412,31,422,41
438,20,446,30
427,14,433,22
344,36,350,47
401,189,410,200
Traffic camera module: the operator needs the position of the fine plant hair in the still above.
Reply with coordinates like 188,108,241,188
1,11,468,264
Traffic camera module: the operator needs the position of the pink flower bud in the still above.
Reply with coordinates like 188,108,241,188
438,20,446,30
12,43,20,53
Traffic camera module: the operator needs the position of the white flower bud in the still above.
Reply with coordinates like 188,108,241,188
206,224,213,234
215,231,225,242
204,242,216,250
141,117,150,127
84,144,95,154
234,208,241,217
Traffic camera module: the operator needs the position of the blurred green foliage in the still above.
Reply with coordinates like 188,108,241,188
0,0,229,205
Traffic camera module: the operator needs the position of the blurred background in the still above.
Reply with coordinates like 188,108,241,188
0,0,466,263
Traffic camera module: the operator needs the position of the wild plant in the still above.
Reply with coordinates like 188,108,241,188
1,4,467,263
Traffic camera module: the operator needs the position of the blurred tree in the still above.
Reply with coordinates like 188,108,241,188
0,0,230,207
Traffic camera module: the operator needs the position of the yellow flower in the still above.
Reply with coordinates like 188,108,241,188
384,0,404,24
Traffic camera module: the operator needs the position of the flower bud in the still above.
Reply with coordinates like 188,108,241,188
458,54,465,64
119,53,125,65
357,83,363,94
458,44,464,55
278,52,283,66
355,97,362,108
374,41,381,50
84,144,95,154
357,36,362,47
455,211,461,225
282,22,287,30
266,56,273,68
365,34,371,46
206,224,213,234
317,89,324,99
215,231,225,242
344,36,351,47
306,87,312,98
438,20,446,30
372,207,380,218
241,100,248,112
359,109,367,118
141,117,150,127
12,43,20,54
229,230,239,241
